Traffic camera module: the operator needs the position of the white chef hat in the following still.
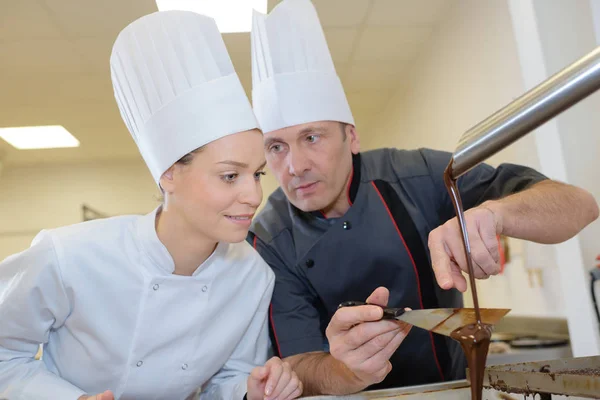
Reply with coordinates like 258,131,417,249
110,10,258,184
251,0,354,133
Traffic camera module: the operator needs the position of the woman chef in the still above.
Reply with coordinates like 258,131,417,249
0,10,302,400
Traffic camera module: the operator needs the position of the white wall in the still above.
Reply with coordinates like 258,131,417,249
0,160,281,261
364,0,540,170
510,0,600,354
0,161,159,260
364,0,576,317
590,0,600,44
532,0,600,278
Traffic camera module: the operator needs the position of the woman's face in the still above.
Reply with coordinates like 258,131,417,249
161,129,266,243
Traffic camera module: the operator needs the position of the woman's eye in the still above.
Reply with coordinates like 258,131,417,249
222,173,238,183
254,171,267,180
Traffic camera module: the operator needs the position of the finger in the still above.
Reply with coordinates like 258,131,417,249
466,224,497,278
85,391,112,400
327,305,384,334
428,228,456,290
442,221,469,268
365,287,389,307
478,218,501,266
349,327,399,363
250,365,269,381
268,362,291,399
350,322,411,368
264,359,283,398
360,360,392,385
344,319,404,350
275,372,299,400
360,327,409,384
449,260,468,292
283,386,303,400
248,365,268,395
99,391,114,400
471,251,496,278
439,217,489,286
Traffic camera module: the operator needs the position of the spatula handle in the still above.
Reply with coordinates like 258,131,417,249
337,301,406,319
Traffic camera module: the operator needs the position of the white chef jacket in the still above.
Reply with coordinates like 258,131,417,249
0,208,275,400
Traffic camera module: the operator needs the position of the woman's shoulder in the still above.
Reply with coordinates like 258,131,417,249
46,214,140,245
34,215,145,268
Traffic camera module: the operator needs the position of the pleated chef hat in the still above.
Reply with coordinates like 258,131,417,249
110,10,258,183
251,0,354,133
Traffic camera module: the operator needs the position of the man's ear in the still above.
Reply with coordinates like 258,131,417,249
347,124,360,154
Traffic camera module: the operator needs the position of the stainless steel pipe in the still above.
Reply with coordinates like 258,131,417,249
450,46,600,179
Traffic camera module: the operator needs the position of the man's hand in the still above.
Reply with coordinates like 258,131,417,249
326,287,412,389
247,357,302,400
428,204,502,292
78,390,114,400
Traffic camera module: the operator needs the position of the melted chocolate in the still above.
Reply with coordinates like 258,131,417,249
444,163,492,400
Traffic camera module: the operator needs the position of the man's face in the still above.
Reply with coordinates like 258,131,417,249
263,121,360,213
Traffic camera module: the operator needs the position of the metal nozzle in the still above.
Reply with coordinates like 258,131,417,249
451,46,600,179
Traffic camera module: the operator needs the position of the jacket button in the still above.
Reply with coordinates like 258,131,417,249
305,259,314,268
153,284,160,291
181,363,188,370
343,221,352,230
136,361,143,367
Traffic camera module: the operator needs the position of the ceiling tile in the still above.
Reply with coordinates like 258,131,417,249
344,61,407,91
0,73,113,109
325,28,359,64
347,90,393,114
72,38,115,75
334,62,349,80
223,32,252,69
0,0,64,40
368,0,452,26
0,0,448,166
40,0,157,39
269,0,371,27
0,39,87,74
353,26,432,62
352,110,376,132
311,0,372,28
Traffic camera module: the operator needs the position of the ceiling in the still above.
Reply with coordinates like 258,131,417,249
0,0,451,167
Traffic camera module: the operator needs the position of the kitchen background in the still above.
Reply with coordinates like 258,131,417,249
1,0,599,360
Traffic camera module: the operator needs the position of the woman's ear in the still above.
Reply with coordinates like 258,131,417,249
159,165,176,193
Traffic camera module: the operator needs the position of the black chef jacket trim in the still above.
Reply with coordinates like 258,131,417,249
250,232,283,357
371,180,450,382
347,153,361,205
269,304,282,357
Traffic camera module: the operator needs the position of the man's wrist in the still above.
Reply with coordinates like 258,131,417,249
331,355,370,394
481,200,504,235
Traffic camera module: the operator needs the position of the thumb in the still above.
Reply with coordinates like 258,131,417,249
366,286,389,307
247,366,268,399
81,390,114,400
98,391,114,400
249,365,269,383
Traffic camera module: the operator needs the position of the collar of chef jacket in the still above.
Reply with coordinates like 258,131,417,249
286,153,362,262
137,207,228,276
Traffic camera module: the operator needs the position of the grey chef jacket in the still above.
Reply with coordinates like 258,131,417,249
248,148,547,390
